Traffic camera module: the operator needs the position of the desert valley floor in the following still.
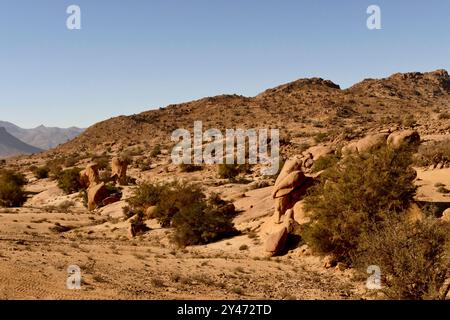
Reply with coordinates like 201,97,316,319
0,163,448,299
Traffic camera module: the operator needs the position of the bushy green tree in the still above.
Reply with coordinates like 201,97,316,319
0,169,27,207
57,168,83,194
303,146,417,263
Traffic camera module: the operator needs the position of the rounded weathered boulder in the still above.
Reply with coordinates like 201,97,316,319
387,130,420,150
442,208,450,222
111,157,129,185
80,163,101,188
304,145,334,161
341,133,389,156
274,157,303,186
264,226,288,257
145,206,158,219
87,182,110,211
293,200,310,225
272,171,306,199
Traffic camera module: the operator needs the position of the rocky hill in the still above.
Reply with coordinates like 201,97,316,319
51,70,450,157
0,121,84,150
0,127,42,158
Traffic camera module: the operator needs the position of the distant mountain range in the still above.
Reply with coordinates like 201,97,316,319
0,127,42,158
0,121,84,158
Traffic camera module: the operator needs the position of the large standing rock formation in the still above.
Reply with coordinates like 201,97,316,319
87,182,110,211
80,162,121,211
272,160,315,224
111,157,129,185
264,209,295,257
79,163,101,189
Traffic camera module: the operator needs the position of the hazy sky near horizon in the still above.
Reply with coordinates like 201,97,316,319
1,0,449,128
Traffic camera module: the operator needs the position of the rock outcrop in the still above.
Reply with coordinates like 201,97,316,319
342,130,420,156
80,163,101,189
387,130,420,150
342,133,389,156
87,182,110,211
272,160,315,224
111,157,129,185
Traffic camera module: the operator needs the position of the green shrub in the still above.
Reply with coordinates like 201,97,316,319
402,114,416,127
171,195,238,246
414,139,450,166
126,181,238,245
314,132,328,143
130,212,151,236
64,155,79,168
302,146,417,264
438,112,450,120
45,158,64,179
126,182,167,213
32,166,50,179
156,181,206,227
91,155,110,171
355,216,450,300
0,169,27,207
179,163,203,173
151,145,161,157
311,154,339,173
57,168,83,194
217,163,250,180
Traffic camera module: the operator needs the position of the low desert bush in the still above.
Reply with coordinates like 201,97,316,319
402,114,416,127
130,212,151,236
150,144,161,157
126,181,238,245
302,146,417,264
217,163,250,181
31,166,50,179
311,154,340,173
354,216,450,300
438,112,450,120
179,163,203,173
57,168,83,194
414,139,450,166
91,155,110,171
171,195,238,246
126,182,168,214
0,169,27,207
302,146,450,299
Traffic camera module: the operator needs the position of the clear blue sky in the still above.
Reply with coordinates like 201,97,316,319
1,0,449,128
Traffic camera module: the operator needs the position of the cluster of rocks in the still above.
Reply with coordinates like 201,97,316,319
263,157,318,256
79,156,129,211
341,129,420,155
263,129,423,257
